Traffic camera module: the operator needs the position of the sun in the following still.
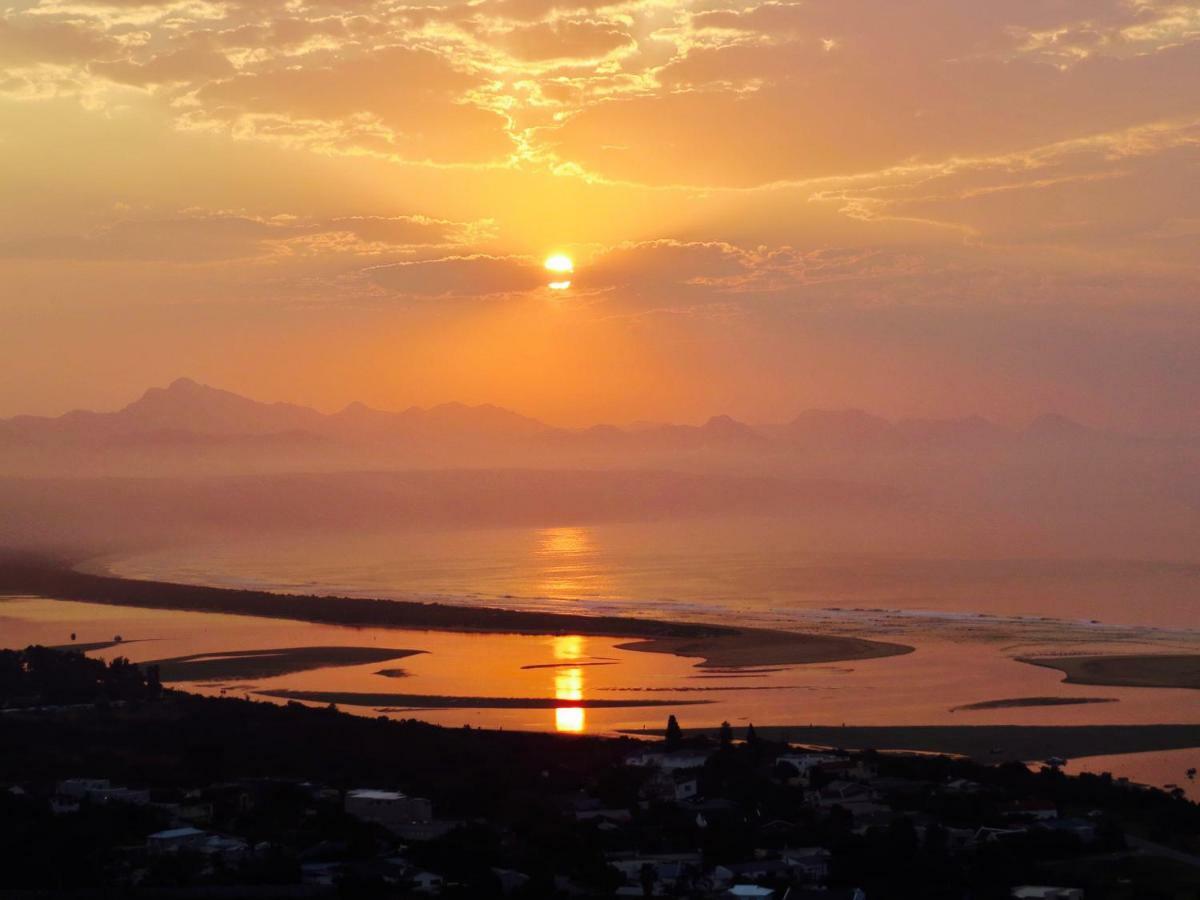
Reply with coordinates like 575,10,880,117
544,253,573,290
544,253,574,274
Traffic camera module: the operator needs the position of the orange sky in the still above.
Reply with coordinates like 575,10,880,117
1,0,1199,430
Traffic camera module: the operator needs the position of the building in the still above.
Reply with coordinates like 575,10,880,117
624,749,713,771
1003,798,1058,820
345,789,433,828
809,780,878,809
724,886,775,899
782,848,832,882
774,754,840,784
147,827,210,854
56,778,111,799
642,769,701,802
88,786,151,806
409,870,444,894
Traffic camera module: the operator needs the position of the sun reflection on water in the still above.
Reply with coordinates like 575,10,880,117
535,526,602,597
552,634,586,733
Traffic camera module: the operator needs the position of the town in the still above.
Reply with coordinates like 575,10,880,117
2,646,1198,898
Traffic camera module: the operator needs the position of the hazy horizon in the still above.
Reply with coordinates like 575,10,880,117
0,375,1165,434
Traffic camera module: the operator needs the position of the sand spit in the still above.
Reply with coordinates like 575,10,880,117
950,696,1118,712
145,646,425,681
617,629,912,668
1,556,912,669
1019,654,1200,690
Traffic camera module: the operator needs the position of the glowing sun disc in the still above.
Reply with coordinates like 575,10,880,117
544,253,574,274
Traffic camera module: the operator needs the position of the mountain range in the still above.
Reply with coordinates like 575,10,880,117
0,376,1129,450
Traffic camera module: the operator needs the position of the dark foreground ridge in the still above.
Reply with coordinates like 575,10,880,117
0,554,913,666
2,646,1200,899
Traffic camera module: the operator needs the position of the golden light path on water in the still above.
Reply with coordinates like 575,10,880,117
553,635,586,733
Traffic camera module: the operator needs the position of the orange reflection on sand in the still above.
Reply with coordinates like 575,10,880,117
553,635,586,733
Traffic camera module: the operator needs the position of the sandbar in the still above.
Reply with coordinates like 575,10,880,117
1019,654,1200,690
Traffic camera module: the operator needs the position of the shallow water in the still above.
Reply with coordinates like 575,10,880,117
3,593,1199,798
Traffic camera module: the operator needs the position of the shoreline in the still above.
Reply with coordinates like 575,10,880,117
623,724,1200,763
0,555,913,668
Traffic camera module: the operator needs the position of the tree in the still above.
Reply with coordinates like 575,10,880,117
745,723,758,746
665,715,683,750
639,863,656,897
719,721,733,749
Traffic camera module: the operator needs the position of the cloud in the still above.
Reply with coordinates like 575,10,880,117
91,44,235,86
0,16,118,66
495,19,633,60
0,212,493,263
366,254,548,296
190,46,514,164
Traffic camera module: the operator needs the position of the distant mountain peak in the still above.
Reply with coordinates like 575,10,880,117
1026,412,1091,438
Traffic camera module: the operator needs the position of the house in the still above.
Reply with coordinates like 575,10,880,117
1044,818,1097,842
774,753,840,784
1003,798,1058,820
300,862,341,886
147,827,210,853
1012,888,1084,900
491,868,530,895
408,870,444,894
50,797,80,815
392,819,460,841
642,768,700,802
782,848,832,881
869,776,932,800
975,825,1029,843
625,749,713,771
809,780,878,808
724,886,775,899
714,860,796,884
344,788,433,829
201,834,249,862
574,807,633,824
57,778,111,799
609,852,702,894
944,778,984,794
714,850,830,886
88,786,151,806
